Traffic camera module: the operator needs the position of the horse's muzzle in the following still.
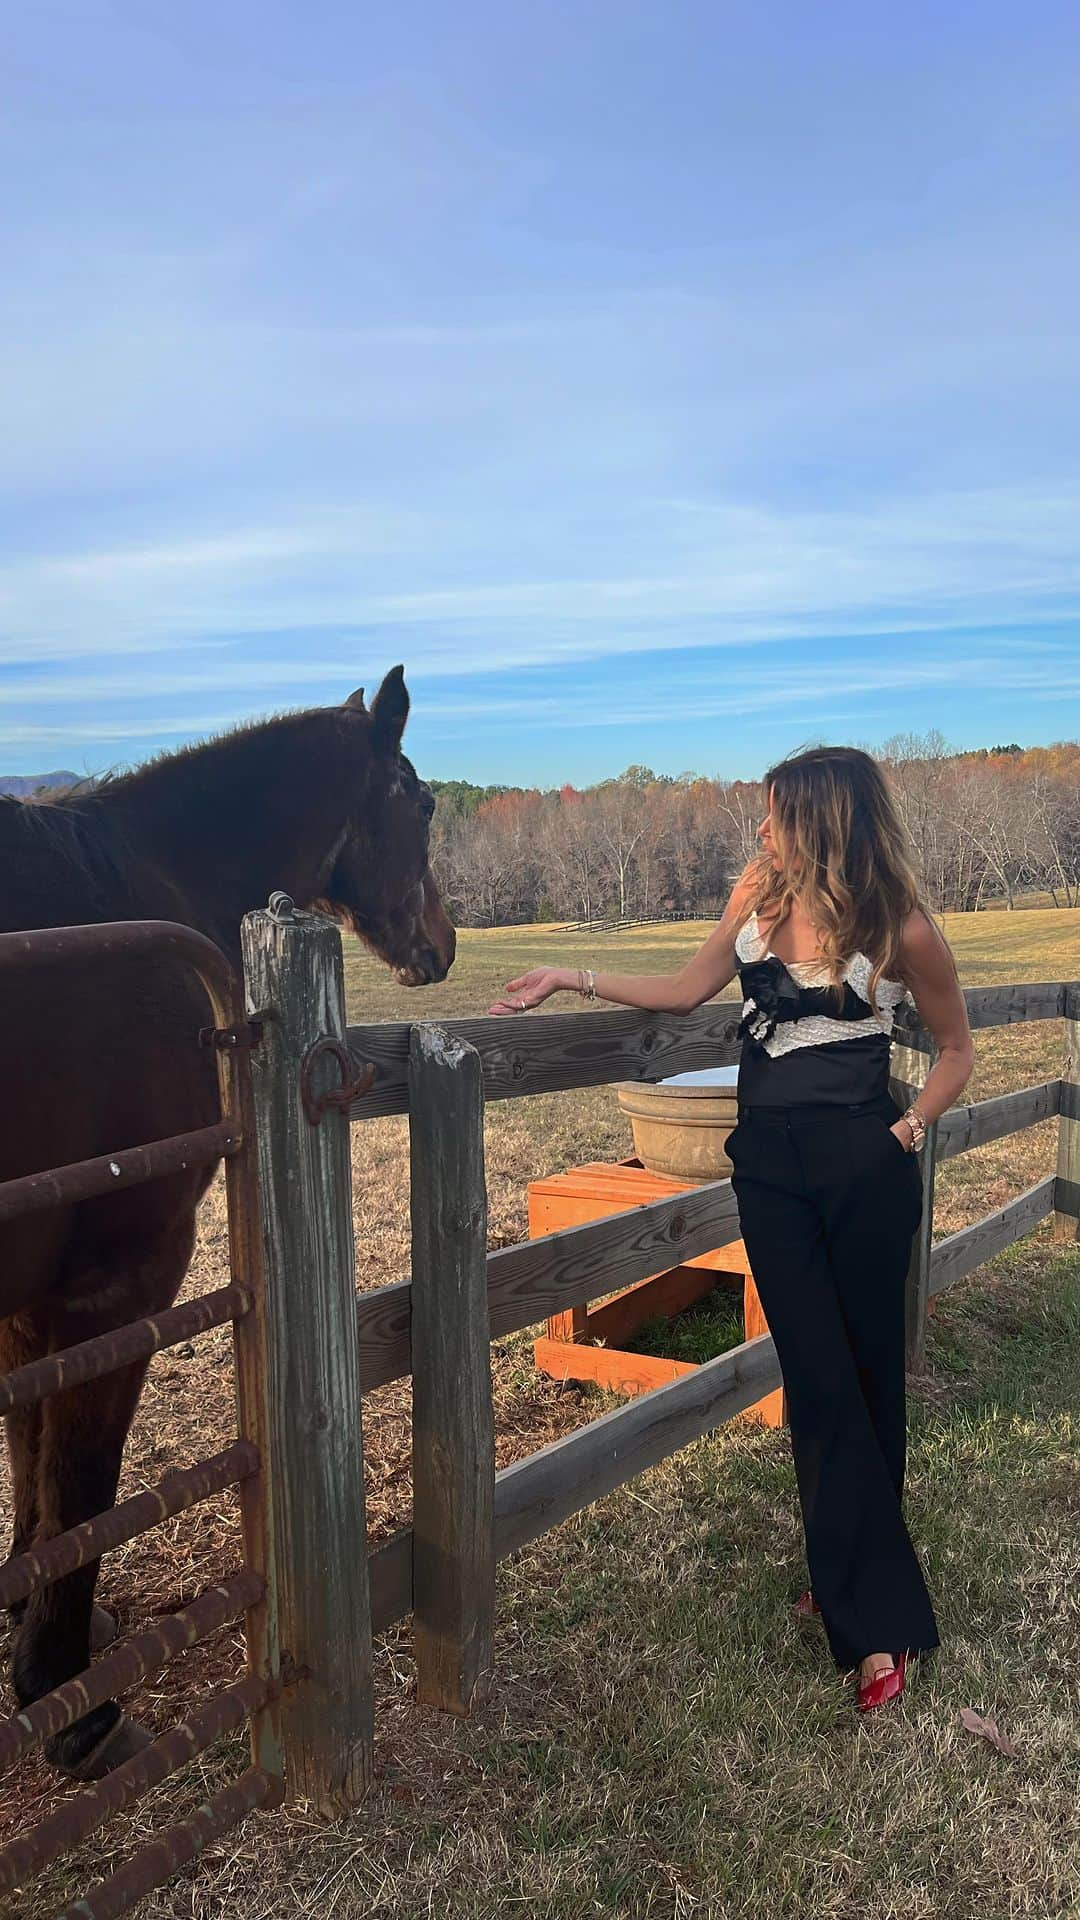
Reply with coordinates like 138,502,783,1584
395,945,452,987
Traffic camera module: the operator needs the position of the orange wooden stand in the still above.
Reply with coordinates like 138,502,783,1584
530,1159,785,1427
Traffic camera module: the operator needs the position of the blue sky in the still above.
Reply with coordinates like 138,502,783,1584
3,0,1079,785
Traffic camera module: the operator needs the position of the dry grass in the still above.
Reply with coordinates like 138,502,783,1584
2,911,1079,1919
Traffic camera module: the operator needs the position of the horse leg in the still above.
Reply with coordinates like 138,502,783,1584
12,1215,196,1779
12,1357,153,1776
3,1404,42,1623
1,1315,45,1629
3,1388,117,1649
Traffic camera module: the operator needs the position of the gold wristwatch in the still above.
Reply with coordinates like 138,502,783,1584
901,1103,928,1152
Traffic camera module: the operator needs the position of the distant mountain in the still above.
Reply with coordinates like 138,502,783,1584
0,771,80,798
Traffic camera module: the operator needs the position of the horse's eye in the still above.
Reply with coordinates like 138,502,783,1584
419,784,435,821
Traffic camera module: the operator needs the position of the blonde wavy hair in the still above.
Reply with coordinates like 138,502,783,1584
746,746,927,1009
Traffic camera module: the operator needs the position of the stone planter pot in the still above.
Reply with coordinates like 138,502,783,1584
615,1066,740,1184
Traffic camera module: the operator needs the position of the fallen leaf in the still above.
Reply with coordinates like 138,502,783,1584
959,1707,1021,1758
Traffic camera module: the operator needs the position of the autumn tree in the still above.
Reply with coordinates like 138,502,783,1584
428,736,1080,927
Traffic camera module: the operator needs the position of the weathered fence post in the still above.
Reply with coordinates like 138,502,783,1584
240,896,373,1812
217,1010,284,1792
891,1038,938,1370
408,1023,495,1714
1054,982,1080,1242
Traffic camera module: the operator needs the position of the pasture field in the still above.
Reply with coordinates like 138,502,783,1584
3,910,1079,1919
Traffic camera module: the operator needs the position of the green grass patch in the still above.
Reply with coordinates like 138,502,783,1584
625,1286,746,1365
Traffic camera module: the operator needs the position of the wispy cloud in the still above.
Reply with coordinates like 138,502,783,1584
3,484,1080,680
414,648,1080,733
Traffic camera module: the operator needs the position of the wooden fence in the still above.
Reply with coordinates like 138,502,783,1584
251,916,1079,1793
3,902,1076,1915
552,908,711,934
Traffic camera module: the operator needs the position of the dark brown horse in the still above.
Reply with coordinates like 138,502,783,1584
0,667,454,1778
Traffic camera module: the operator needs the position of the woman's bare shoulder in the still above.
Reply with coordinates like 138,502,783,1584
898,906,956,977
722,862,760,924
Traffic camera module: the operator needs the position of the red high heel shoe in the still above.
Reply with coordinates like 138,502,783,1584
792,1589,821,1620
857,1652,906,1713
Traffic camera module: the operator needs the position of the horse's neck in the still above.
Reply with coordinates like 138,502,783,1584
99,720,349,958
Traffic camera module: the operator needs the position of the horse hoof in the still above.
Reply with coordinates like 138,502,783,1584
90,1604,118,1652
53,1712,154,1780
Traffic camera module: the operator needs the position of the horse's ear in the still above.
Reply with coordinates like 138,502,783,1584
344,687,366,712
370,665,410,754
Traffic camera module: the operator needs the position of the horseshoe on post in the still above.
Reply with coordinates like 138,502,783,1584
299,1036,376,1125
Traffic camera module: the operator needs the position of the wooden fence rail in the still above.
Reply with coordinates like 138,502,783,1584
352,1073,1066,1391
936,1080,1061,1159
929,1177,1059,1297
365,1329,784,1639
551,909,709,934
356,1174,743,1392
345,981,1068,1120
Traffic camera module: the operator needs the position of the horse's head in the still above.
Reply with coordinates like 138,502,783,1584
313,667,456,986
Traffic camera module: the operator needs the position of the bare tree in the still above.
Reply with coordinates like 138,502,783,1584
1028,767,1080,906
542,786,601,923
715,779,765,874
591,780,647,919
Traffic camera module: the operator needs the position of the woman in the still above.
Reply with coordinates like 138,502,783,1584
489,746,973,1711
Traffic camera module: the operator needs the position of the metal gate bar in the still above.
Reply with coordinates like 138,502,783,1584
0,1121,240,1225
0,1442,258,1611
0,919,239,986
0,1674,276,1894
53,1765,282,1920
0,1573,263,1775
0,1284,251,1415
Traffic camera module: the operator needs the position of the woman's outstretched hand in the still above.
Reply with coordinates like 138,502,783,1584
488,966,569,1015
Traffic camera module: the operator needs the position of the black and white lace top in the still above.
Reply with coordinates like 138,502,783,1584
734,912,908,1058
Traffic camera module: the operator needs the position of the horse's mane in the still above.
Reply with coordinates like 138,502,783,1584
86,707,338,791
0,792,163,931
0,704,362,939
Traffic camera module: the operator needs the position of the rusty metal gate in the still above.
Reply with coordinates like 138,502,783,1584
0,920,283,1918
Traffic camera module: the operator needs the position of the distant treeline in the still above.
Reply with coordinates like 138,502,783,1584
7,740,1077,931
431,735,1080,927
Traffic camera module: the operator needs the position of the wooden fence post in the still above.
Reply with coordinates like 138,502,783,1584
408,1024,495,1714
240,897,373,1813
1054,982,1080,1242
891,1038,938,1370
218,1019,284,1790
